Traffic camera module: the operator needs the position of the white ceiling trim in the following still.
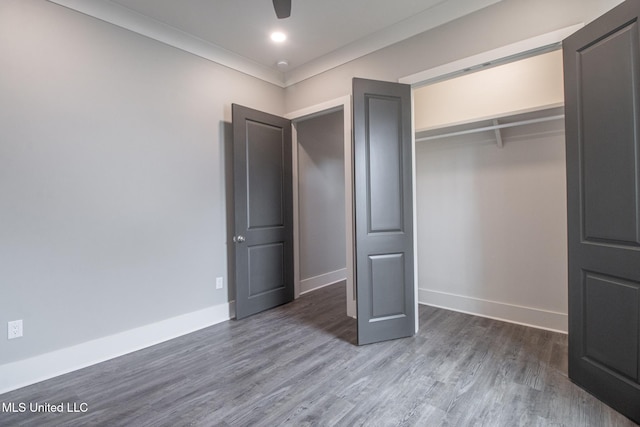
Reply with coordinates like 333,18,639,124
46,0,287,87
283,0,503,86
47,0,504,88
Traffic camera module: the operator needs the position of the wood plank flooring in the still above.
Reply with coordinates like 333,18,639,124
0,282,637,426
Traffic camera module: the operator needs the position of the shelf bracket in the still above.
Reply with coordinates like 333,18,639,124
493,119,503,148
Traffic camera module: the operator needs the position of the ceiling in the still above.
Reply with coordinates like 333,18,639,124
48,0,502,86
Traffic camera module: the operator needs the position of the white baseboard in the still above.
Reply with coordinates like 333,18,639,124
0,301,235,395
300,268,347,295
418,288,567,333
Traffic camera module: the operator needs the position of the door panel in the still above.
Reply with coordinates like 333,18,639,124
248,243,285,296
247,121,286,229
233,104,293,320
564,0,640,422
368,96,404,232
584,273,639,380
353,78,415,345
578,21,640,244
370,253,405,317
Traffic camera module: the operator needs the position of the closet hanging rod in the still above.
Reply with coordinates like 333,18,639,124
416,114,565,142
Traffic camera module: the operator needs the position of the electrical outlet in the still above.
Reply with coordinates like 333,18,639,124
8,320,23,340
216,277,224,289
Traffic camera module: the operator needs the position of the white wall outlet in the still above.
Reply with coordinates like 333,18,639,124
216,277,224,290
8,320,23,340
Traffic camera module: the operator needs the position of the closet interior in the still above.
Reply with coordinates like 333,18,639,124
414,49,569,332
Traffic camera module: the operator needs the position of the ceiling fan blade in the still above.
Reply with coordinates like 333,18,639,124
272,0,291,19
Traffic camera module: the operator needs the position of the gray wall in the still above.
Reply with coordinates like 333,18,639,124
0,0,283,365
296,111,346,282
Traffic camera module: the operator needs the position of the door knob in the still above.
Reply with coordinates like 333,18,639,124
234,235,246,243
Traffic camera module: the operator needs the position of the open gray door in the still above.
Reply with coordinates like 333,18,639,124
564,1,640,422
353,78,415,345
232,104,294,320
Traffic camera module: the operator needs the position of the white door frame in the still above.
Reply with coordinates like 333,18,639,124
285,95,356,318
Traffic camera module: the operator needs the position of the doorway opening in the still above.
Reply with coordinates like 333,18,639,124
287,96,356,320
294,110,346,293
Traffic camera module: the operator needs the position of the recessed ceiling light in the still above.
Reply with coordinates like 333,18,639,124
277,60,289,69
271,32,287,43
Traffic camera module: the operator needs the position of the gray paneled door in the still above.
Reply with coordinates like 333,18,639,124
353,78,415,345
564,1,640,423
232,104,294,320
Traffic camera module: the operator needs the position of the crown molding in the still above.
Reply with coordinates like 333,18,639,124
47,0,286,87
48,0,503,88
282,0,503,86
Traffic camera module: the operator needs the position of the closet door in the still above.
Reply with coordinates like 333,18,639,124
564,0,640,422
353,78,415,345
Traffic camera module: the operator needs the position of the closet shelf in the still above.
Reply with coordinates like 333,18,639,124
415,105,565,147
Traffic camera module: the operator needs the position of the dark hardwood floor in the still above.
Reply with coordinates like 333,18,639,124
0,282,636,426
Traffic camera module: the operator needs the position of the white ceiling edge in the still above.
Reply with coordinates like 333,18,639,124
46,0,505,89
46,0,287,87
283,0,503,87
399,24,585,86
